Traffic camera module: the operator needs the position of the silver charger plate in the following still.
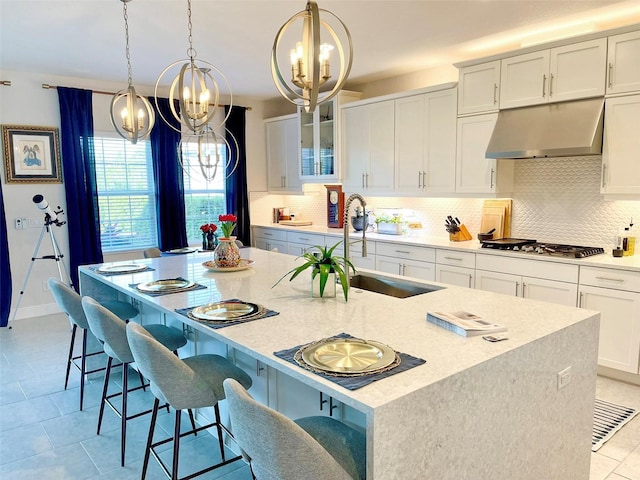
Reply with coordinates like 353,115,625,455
136,278,195,293
299,337,397,374
190,301,260,322
97,263,147,274
165,248,195,254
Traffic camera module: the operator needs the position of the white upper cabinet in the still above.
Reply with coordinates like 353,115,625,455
299,91,361,182
455,113,513,194
265,114,301,193
395,88,457,194
457,60,501,115
500,38,607,109
601,94,640,195
341,99,395,192
607,30,640,95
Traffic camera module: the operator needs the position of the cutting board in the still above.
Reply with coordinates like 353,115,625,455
480,206,505,239
279,220,313,226
483,199,512,237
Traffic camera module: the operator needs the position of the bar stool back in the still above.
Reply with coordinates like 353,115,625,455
223,378,366,480
126,322,253,480
81,296,190,466
48,277,138,410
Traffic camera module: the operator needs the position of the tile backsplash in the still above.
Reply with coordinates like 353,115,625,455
251,156,639,250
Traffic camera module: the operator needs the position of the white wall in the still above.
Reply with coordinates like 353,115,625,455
1,69,268,320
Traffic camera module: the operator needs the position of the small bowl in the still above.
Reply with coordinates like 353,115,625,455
477,233,494,241
351,215,368,232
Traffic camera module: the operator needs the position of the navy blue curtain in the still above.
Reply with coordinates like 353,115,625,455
57,87,103,292
225,106,250,246
0,183,11,327
150,98,187,250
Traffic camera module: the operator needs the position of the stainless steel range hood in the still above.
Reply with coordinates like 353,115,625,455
485,98,604,159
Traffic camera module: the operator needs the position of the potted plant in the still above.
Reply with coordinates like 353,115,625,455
273,241,355,300
375,214,404,235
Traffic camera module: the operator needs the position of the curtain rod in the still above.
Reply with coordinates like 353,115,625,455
41,83,252,111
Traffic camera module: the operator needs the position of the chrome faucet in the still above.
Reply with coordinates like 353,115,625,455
343,193,367,290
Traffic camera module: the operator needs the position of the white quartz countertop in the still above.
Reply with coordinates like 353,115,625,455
253,223,640,272
80,248,599,414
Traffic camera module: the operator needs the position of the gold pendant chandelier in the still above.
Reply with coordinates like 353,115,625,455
271,1,353,113
110,0,155,144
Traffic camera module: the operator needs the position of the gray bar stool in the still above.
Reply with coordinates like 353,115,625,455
81,296,193,467
126,322,253,480
223,378,366,480
48,277,139,411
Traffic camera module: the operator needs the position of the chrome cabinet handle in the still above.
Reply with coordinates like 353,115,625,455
444,256,462,261
422,171,427,189
395,250,411,254
362,172,365,188
493,84,498,104
608,62,613,88
522,282,527,297
468,274,473,289
515,281,520,297
256,360,265,377
263,232,273,236
549,74,554,97
490,168,495,188
601,164,607,188
542,74,547,97
579,291,583,308
595,276,624,282
366,173,369,188
418,171,422,188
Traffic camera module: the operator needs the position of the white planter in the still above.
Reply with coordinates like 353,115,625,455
311,270,336,298
377,222,403,235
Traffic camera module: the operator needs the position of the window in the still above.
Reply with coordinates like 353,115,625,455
181,141,227,245
93,135,158,252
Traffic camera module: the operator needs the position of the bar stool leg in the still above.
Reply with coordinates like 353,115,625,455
97,357,113,434
172,410,182,480
142,397,160,480
64,324,77,390
121,362,129,467
214,404,225,461
79,328,88,411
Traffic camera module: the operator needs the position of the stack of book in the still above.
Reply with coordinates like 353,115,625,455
426,311,507,337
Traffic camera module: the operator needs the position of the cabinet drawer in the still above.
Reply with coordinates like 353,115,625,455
253,227,287,242
376,242,435,262
580,266,640,293
333,237,376,258
286,231,325,246
476,254,578,283
436,249,476,269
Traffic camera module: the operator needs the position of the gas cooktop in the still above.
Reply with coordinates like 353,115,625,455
481,238,604,258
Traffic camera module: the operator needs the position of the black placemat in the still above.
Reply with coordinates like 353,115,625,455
129,277,207,296
90,265,155,276
176,299,279,329
274,333,426,391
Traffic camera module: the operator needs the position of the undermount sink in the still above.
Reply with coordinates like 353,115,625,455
349,273,444,298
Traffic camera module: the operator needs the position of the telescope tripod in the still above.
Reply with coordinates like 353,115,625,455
10,219,72,324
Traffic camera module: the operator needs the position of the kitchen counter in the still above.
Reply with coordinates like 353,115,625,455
79,249,599,480
253,222,640,272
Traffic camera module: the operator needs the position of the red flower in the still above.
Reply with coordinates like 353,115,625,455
218,214,237,223
218,214,237,238
200,223,217,234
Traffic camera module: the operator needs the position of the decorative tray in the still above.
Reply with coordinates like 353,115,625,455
299,337,397,374
202,259,255,272
188,301,265,323
136,278,195,293
97,263,147,274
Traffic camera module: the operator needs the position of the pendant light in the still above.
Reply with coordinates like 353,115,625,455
271,0,353,113
110,0,154,144
154,0,232,135
178,126,239,182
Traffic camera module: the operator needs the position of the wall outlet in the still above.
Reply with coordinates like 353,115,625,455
557,366,572,390
15,218,23,229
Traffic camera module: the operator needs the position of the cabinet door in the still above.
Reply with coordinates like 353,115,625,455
455,113,499,193
457,60,500,115
500,50,550,109
341,105,369,190
476,270,519,297
424,89,457,193
367,100,395,191
522,276,577,307
376,256,404,276
607,30,640,95
549,39,606,102
299,108,316,177
274,370,336,420
233,349,270,407
602,94,640,195
266,116,300,193
580,285,640,374
395,95,425,193
402,259,436,282
436,264,474,288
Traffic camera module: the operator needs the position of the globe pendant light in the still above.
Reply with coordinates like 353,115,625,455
271,0,353,113
110,0,154,144
155,0,232,135
178,126,239,182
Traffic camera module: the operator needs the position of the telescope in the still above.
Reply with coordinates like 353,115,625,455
32,194,65,226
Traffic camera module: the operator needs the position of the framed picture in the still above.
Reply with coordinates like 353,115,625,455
2,125,62,183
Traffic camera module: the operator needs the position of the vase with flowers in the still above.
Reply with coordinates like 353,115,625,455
214,214,241,267
200,223,218,251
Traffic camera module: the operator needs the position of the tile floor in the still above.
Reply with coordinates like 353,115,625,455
1,313,639,480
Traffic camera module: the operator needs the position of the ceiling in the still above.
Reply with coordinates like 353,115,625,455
1,0,640,101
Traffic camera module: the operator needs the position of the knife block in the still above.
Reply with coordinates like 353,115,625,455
449,224,473,241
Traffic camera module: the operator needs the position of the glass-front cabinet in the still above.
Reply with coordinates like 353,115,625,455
299,91,361,181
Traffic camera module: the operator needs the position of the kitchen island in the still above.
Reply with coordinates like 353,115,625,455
79,248,600,480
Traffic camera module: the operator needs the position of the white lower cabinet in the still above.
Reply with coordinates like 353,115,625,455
253,227,287,253
435,249,476,288
579,266,640,374
286,231,326,256
232,349,270,407
475,254,578,307
375,242,436,281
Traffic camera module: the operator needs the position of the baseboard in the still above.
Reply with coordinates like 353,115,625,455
598,365,640,386
10,302,61,321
